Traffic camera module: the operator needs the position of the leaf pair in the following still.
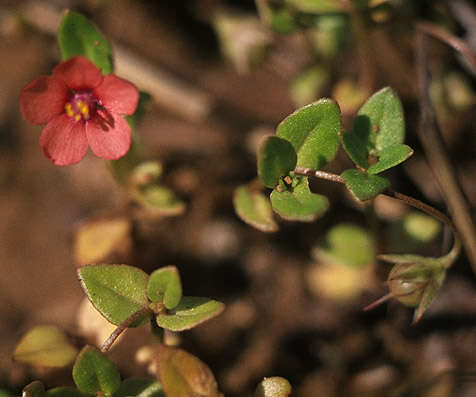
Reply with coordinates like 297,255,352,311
236,99,341,229
78,264,224,333
340,87,413,201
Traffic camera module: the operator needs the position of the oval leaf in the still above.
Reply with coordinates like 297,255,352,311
312,223,375,268
112,379,164,397
353,87,405,154
258,136,297,189
156,297,225,331
277,99,341,169
340,129,369,169
58,11,113,74
341,169,390,201
78,264,150,327
155,345,223,397
73,346,121,397
270,177,329,222
147,266,182,309
14,326,78,368
134,185,186,217
23,381,46,397
233,185,278,232
255,377,292,397
74,217,131,265
367,144,413,175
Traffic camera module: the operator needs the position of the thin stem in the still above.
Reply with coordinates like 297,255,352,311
416,21,476,72
294,167,345,184
296,168,461,266
101,308,151,353
416,29,476,272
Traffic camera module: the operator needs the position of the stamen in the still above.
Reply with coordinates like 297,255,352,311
65,103,74,117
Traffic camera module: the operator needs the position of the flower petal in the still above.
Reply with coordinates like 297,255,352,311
40,114,89,165
53,56,103,91
86,110,131,160
93,75,139,115
20,76,69,125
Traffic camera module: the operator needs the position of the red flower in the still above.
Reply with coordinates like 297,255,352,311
20,56,139,165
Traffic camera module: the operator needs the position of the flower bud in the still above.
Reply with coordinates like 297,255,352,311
387,263,432,307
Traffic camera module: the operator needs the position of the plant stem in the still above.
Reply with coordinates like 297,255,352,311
416,29,476,272
101,308,151,353
293,167,461,266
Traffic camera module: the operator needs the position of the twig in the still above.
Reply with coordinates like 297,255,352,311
416,29,476,273
294,167,460,246
294,167,345,184
416,21,476,72
101,308,151,352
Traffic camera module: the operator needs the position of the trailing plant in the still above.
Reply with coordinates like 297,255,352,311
233,86,461,324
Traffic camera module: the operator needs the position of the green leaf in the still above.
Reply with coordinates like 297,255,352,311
46,388,87,397
340,129,369,169
58,11,113,74
233,185,278,232
78,264,151,327
353,87,405,153
270,177,328,222
155,345,223,397
156,297,225,331
73,346,121,397
23,381,46,397
312,223,375,268
74,217,131,265
290,66,329,106
13,326,78,368
257,136,297,189
113,379,164,397
277,99,341,169
147,266,182,309
403,212,441,243
367,144,413,174
287,0,344,13
134,185,186,217
341,169,390,201
255,377,292,397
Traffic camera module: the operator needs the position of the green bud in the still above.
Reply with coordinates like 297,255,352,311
387,263,431,307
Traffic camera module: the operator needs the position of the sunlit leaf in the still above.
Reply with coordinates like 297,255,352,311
257,136,297,189
14,326,77,368
367,144,413,174
277,99,341,169
78,264,150,327
155,345,223,397
73,346,121,397
341,169,390,201
156,297,225,331
74,217,131,265
58,11,113,74
353,86,405,153
312,223,375,268
270,177,328,221
147,266,182,309
255,377,292,397
233,185,278,232
134,185,186,217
